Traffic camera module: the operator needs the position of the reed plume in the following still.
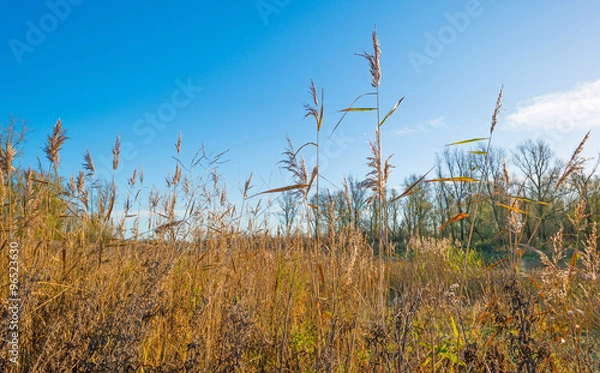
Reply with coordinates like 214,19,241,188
83,148,95,176
176,132,182,154
357,27,381,89
490,85,503,135
557,130,590,188
279,136,309,196
128,169,138,187
0,141,16,175
1,117,27,176
304,79,324,243
44,118,68,175
112,134,121,171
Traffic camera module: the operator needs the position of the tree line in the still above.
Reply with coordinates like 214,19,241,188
278,138,600,252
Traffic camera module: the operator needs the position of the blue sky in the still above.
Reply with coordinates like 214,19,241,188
2,0,600,209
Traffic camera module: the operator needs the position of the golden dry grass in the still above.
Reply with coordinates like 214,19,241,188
1,186,599,372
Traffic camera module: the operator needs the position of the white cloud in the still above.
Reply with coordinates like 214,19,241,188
395,116,446,136
506,80,600,132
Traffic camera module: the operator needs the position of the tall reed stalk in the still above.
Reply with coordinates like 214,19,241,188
460,86,503,296
332,27,406,324
304,80,324,247
1,118,25,239
43,119,68,266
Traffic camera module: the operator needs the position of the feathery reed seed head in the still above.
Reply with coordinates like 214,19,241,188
112,135,121,171
491,86,504,135
0,142,17,175
128,169,137,187
303,80,324,131
173,164,182,186
68,173,76,196
176,132,182,154
0,118,27,175
557,130,590,188
83,148,96,175
243,173,253,199
44,118,68,174
357,27,381,89
77,170,85,194
502,158,510,190
25,168,33,193
278,137,309,197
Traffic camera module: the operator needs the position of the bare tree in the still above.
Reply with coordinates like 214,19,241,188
511,139,564,243
472,145,509,245
345,175,368,232
278,191,300,235
567,154,600,236
399,174,434,238
434,148,477,242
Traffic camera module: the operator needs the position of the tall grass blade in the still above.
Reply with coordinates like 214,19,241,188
379,97,405,127
505,196,549,205
496,202,528,215
253,184,309,197
439,213,470,231
339,107,377,112
389,166,434,204
329,92,376,138
294,142,317,158
427,177,478,183
447,138,488,146
307,166,318,194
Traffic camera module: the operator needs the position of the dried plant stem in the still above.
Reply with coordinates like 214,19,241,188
375,89,387,325
357,27,389,325
461,86,503,298
316,126,320,250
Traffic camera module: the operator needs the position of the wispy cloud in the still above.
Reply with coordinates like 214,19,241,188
506,80,600,132
395,116,446,136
